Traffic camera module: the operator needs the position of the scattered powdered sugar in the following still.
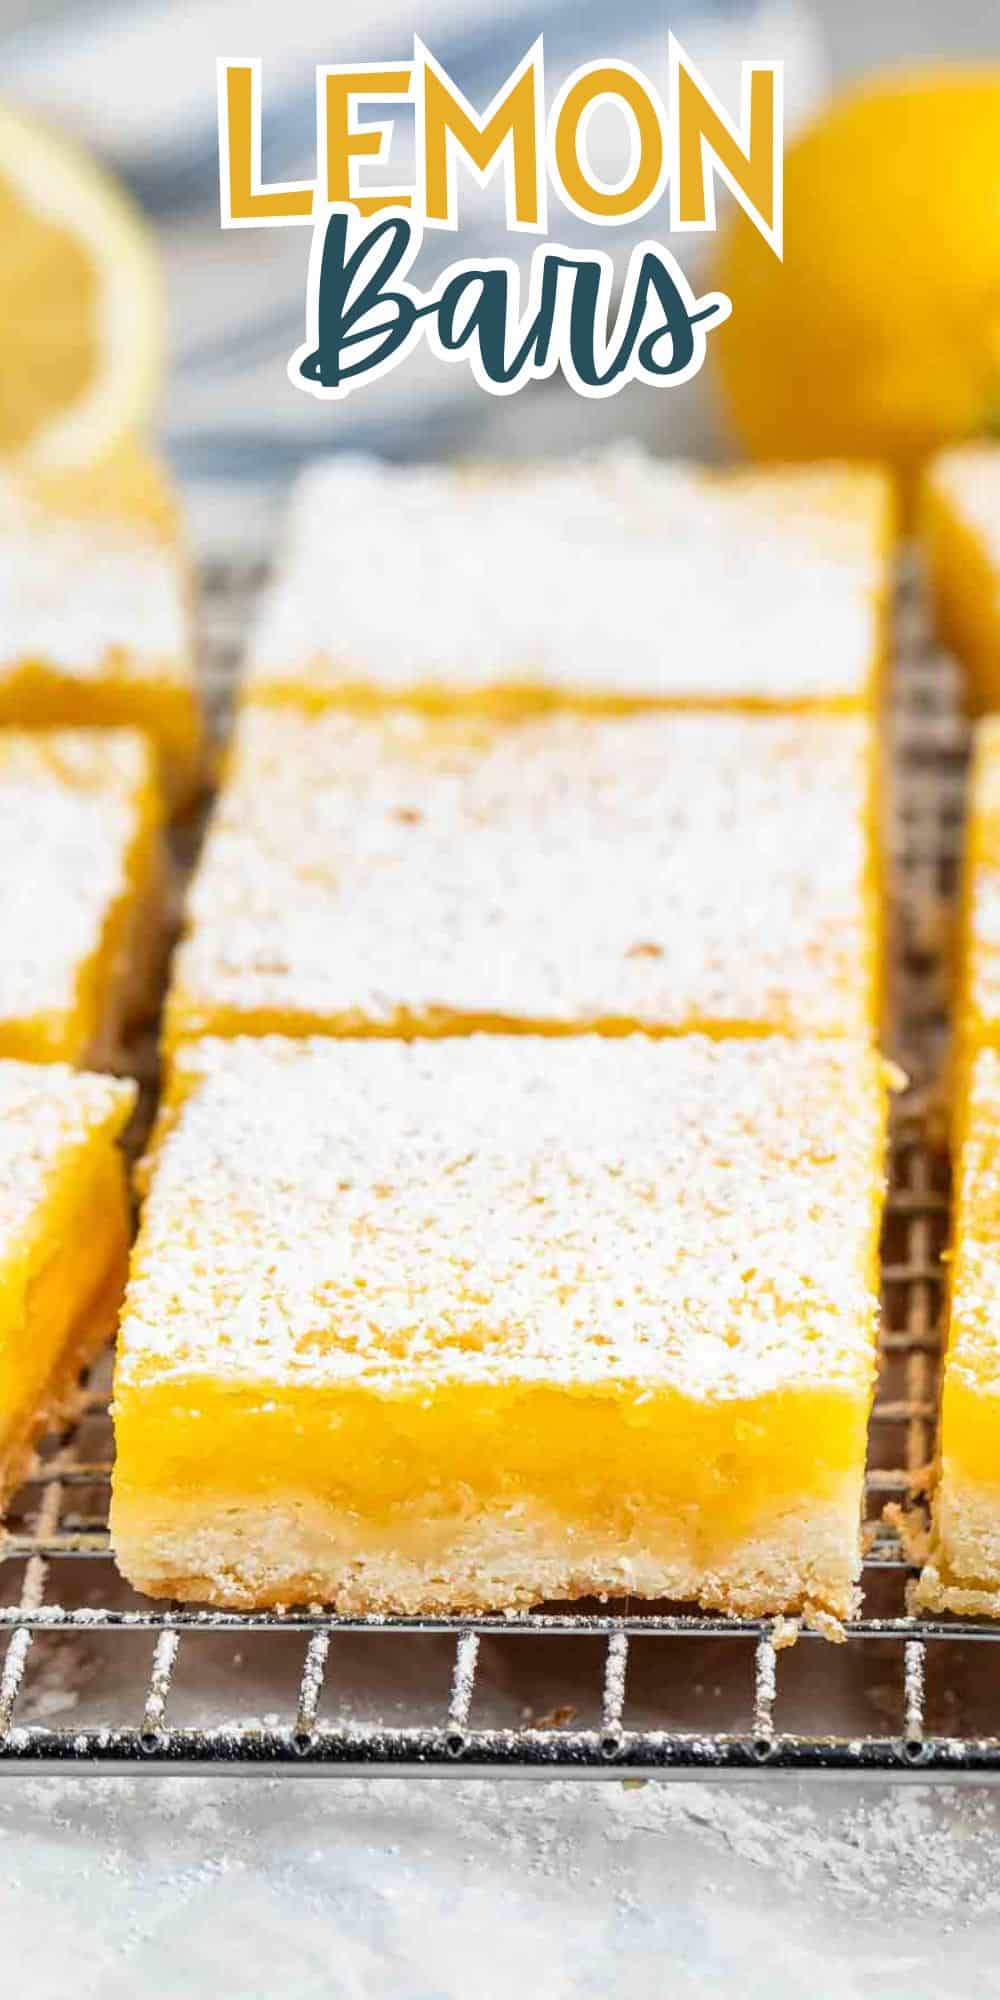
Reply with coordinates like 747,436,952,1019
0,730,153,1039
118,1034,885,1398
247,449,886,704
601,1780,1000,1918
169,707,874,1039
2,1771,1000,1996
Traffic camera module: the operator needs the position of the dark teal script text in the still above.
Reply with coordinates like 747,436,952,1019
288,207,731,402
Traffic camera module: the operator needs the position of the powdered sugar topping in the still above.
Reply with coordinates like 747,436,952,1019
119,1035,885,1399
168,708,875,1040
0,480,188,685
247,452,886,705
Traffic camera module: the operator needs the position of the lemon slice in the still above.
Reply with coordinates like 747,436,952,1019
0,99,161,469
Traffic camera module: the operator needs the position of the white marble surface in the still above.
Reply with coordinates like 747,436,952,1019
4,1774,1000,1996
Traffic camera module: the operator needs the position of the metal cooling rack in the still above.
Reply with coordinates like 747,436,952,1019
0,556,989,1779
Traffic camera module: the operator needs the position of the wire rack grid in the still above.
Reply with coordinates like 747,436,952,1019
0,555,990,1779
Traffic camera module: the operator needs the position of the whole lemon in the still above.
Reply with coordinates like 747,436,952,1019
714,69,1000,484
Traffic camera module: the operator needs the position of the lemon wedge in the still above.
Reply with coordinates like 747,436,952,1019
0,99,161,469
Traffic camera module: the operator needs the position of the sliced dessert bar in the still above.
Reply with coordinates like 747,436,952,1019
163,707,881,1055
0,444,201,804
112,1034,887,1619
955,718,1000,1080
244,452,893,715
0,729,165,1065
918,1048,1000,1614
923,444,1000,713
0,1060,134,1505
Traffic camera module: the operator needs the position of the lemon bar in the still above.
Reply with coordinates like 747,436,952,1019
0,444,201,804
923,445,1000,713
112,1035,887,1618
244,453,893,714
163,708,880,1056
954,719,1000,1079
918,1049,1000,1614
0,729,165,1065
0,1060,134,1505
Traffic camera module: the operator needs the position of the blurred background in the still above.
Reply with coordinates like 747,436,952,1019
1,0,998,547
